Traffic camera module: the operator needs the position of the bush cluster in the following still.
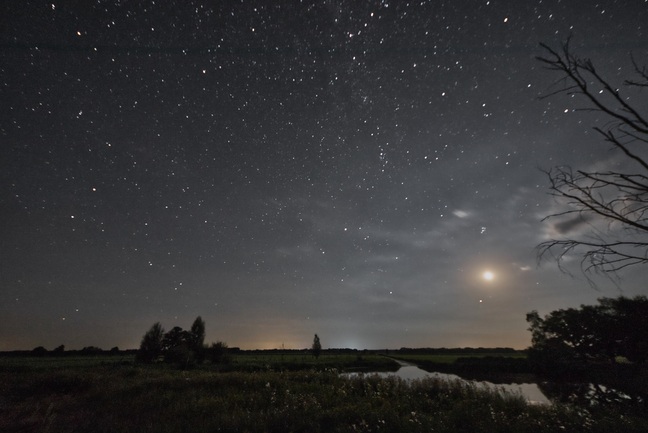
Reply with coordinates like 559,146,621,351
136,317,229,367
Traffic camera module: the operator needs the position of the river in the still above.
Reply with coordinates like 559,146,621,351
345,359,551,405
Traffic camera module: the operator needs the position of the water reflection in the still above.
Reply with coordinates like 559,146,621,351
345,360,647,411
345,363,551,405
538,380,646,413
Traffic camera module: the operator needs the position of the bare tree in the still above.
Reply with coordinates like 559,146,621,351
536,39,648,277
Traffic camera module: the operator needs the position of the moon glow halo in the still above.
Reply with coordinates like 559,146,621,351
482,271,495,281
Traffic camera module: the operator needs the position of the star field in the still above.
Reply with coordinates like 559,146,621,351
2,0,648,350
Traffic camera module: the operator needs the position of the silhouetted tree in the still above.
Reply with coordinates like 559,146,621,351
137,322,165,363
536,39,648,278
600,296,648,364
162,326,193,366
189,316,206,362
53,344,65,354
31,346,47,357
527,306,611,372
137,318,210,367
312,334,322,359
527,296,648,372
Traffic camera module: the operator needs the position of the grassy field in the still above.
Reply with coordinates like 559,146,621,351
227,351,398,372
0,351,396,373
1,353,647,432
0,354,136,370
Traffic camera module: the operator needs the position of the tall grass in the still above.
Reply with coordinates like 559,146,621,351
0,354,135,371
2,363,647,433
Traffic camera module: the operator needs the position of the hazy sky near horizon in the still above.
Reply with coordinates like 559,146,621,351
2,0,648,351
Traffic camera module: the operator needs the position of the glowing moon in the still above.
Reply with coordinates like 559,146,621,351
482,271,495,281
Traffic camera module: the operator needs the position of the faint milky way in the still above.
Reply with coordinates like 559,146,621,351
1,1,647,350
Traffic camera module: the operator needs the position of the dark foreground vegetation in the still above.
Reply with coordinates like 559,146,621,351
2,352,648,433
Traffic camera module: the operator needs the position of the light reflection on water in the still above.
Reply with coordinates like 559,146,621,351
345,365,551,405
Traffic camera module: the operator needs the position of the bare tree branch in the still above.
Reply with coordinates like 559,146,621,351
625,53,648,88
536,41,648,279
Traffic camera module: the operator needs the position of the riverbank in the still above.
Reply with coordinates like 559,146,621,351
386,351,535,383
388,352,648,415
2,357,647,432
358,356,550,405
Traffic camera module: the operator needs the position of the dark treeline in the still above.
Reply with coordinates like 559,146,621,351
1,346,523,357
243,347,520,354
418,356,532,377
0,347,524,360
0,347,139,357
396,347,519,354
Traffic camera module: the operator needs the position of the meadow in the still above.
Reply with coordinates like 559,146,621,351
0,350,395,372
223,350,398,372
1,351,647,433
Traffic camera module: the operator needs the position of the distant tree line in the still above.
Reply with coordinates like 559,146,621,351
26,345,123,357
396,347,518,354
137,316,230,367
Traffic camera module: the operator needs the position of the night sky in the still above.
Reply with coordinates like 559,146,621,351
2,1,648,351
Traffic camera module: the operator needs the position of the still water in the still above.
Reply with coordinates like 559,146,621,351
345,361,551,405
